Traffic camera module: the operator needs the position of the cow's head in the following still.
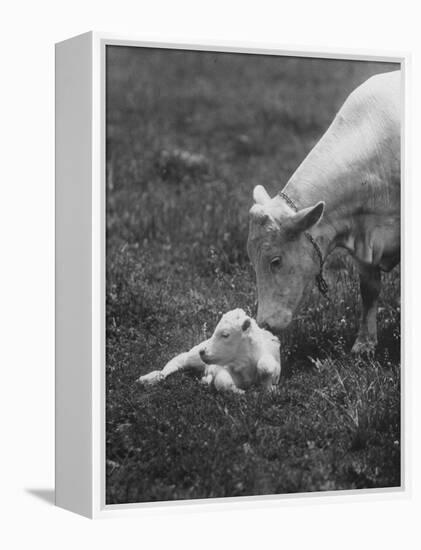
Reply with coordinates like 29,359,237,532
247,185,325,332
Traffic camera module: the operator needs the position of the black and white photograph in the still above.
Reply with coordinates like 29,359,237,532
105,46,401,505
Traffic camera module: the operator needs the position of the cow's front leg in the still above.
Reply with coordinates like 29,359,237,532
352,265,381,356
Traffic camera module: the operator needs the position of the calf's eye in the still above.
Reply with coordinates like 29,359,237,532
270,256,282,270
221,332,230,338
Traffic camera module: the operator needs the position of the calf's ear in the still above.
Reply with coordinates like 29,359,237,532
292,201,325,233
253,185,271,205
242,318,251,332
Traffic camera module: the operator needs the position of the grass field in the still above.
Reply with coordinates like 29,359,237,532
105,47,400,504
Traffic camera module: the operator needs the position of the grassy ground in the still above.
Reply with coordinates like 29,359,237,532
105,47,400,504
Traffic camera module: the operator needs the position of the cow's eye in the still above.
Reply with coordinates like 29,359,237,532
270,256,282,270
221,332,230,338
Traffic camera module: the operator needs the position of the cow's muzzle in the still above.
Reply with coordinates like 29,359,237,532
257,310,292,332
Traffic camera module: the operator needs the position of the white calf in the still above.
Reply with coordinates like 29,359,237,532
136,309,281,394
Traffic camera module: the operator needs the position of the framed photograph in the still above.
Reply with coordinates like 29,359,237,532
55,32,407,518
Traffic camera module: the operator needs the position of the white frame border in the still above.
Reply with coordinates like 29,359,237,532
58,31,411,519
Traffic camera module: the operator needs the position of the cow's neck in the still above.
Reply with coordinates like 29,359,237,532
280,167,371,261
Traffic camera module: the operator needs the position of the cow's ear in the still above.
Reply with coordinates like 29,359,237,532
292,201,325,233
249,204,272,226
253,185,271,205
241,318,251,332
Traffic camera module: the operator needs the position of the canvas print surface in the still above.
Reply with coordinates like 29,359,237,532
105,46,401,505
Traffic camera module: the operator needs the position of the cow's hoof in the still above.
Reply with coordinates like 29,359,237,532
351,338,376,358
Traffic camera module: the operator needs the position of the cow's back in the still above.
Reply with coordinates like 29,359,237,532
339,70,400,154
344,71,400,119
286,70,401,212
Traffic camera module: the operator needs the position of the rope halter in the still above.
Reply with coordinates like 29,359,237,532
278,192,329,297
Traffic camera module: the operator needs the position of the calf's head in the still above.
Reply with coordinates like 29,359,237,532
200,309,253,365
247,185,325,332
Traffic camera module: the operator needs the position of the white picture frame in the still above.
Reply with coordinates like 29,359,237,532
55,31,409,519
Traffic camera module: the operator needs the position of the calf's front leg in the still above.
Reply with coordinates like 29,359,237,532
256,354,281,391
212,367,245,394
351,265,381,355
136,340,209,387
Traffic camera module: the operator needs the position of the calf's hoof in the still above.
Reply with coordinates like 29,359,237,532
351,337,376,357
136,370,164,386
200,374,213,386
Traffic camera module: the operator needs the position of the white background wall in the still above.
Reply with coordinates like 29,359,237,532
1,0,419,547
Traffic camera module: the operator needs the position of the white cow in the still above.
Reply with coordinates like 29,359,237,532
136,309,281,393
247,71,401,354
